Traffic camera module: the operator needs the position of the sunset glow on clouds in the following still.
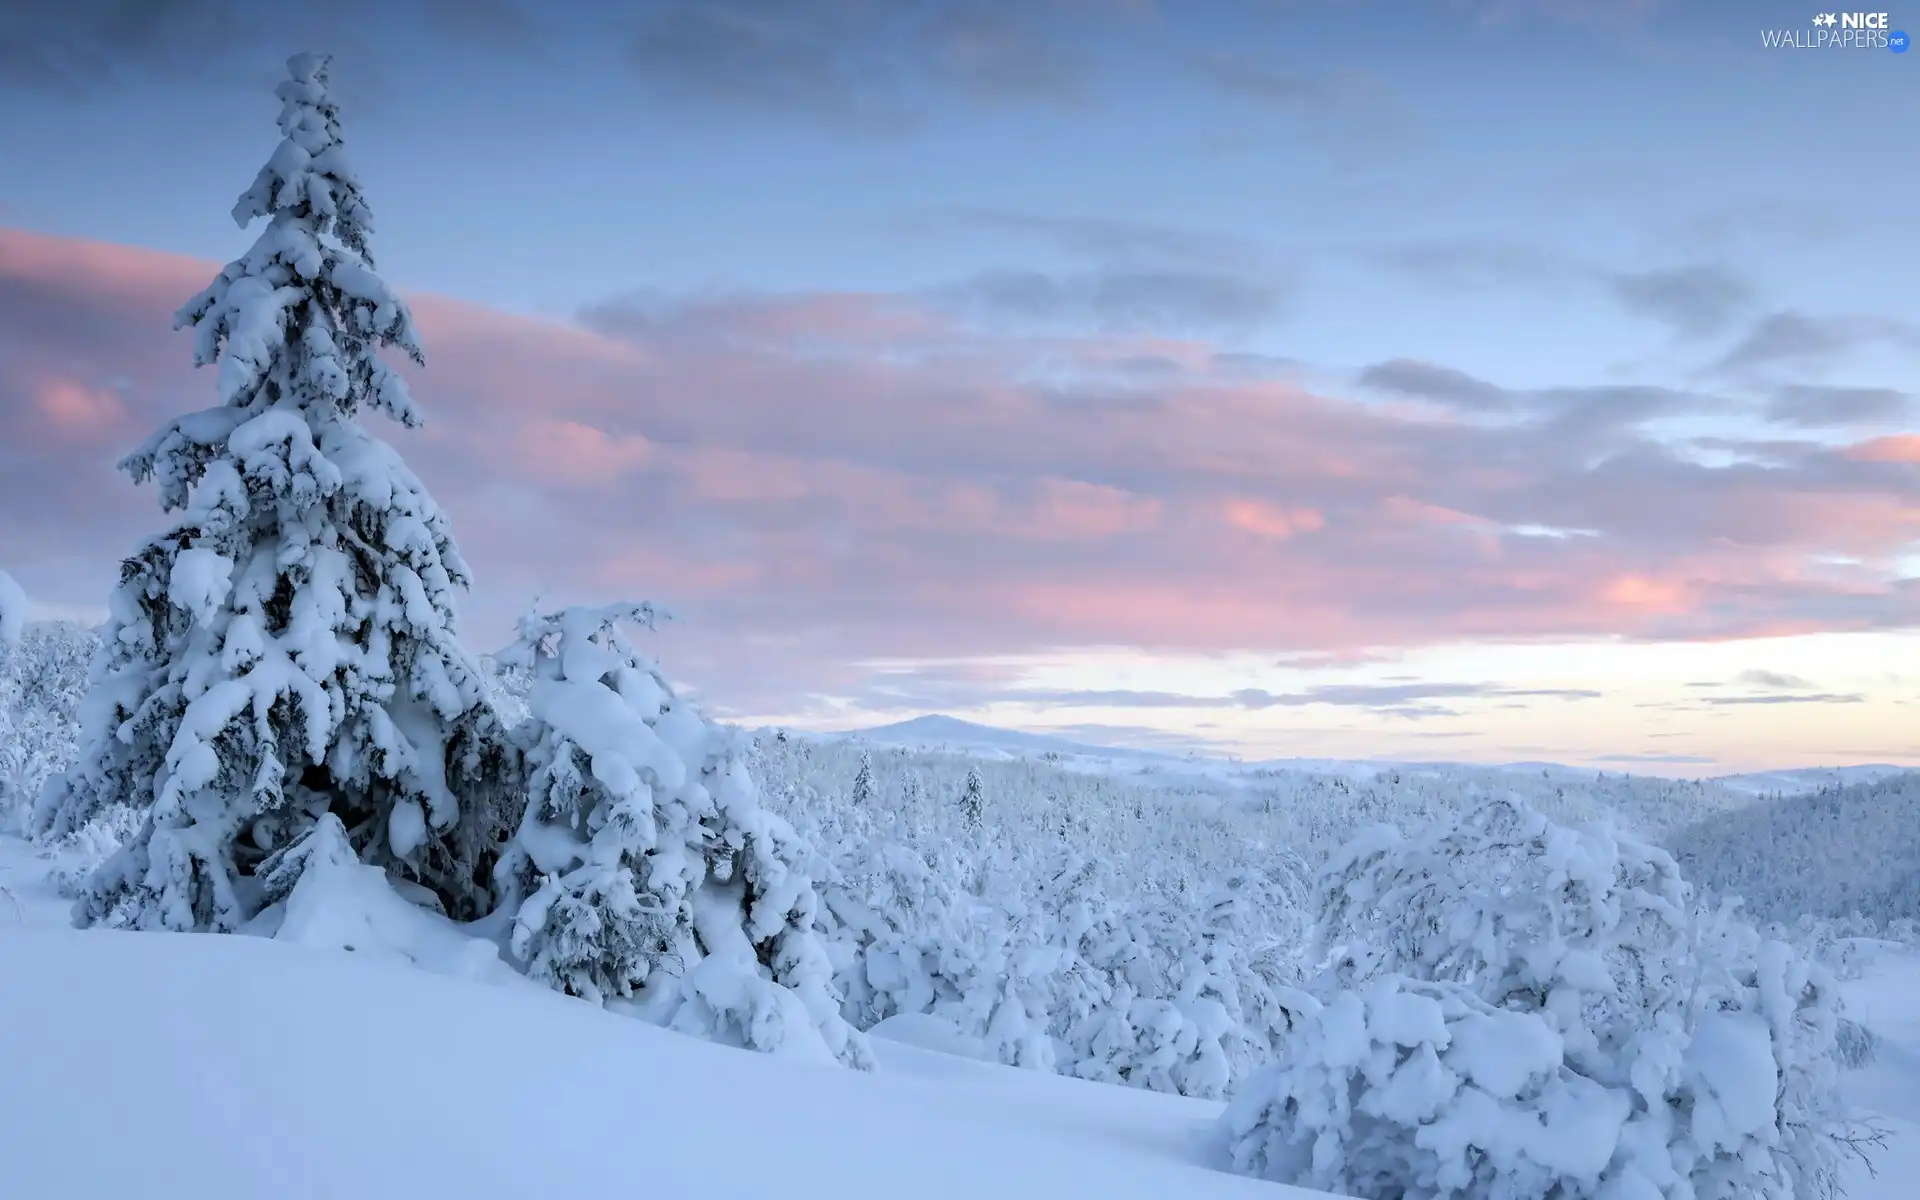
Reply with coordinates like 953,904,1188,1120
1,0,1914,771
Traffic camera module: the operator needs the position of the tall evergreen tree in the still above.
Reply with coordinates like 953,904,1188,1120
32,53,516,930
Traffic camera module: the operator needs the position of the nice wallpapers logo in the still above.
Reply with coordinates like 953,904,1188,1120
1763,11,1910,49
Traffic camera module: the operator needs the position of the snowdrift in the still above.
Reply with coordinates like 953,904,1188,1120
0,924,1334,1200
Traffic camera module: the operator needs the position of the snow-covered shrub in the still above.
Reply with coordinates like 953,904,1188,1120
38,804,145,899
492,604,872,1069
31,54,518,930
813,824,1310,1095
1049,860,1313,1100
1316,796,1696,1080
1224,977,1638,1197
749,733,1317,1095
0,621,94,833
1225,796,1873,1199
820,838,1057,1070
1834,1017,1879,1069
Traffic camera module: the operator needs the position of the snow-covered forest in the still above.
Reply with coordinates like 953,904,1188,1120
1,52,1917,1200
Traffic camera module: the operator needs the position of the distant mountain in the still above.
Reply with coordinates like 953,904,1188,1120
841,715,1177,762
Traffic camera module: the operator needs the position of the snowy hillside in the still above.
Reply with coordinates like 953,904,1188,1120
838,714,1905,800
1709,766,1914,798
0,841,1319,1200
5,829,1919,1200
809,716,1765,847
1672,772,1920,926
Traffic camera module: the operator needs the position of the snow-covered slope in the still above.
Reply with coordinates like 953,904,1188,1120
0,838,1327,1200
1839,947,1920,1197
1670,771,1920,925
7,830,1920,1200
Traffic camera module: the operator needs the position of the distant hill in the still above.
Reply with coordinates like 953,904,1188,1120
823,715,1414,782
840,714,1170,762
1706,765,1914,797
816,715,1910,796
1670,770,1920,924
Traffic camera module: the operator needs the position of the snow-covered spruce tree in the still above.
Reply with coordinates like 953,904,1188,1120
494,603,873,1069
1223,796,1871,1200
851,751,875,807
30,53,517,930
960,766,984,828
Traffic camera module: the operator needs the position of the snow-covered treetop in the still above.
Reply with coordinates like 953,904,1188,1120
126,53,424,519
235,53,377,260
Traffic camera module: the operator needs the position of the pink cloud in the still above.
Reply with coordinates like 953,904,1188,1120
3,225,1917,716
1032,479,1163,539
517,419,656,485
31,377,128,438
1849,435,1920,464
1378,496,1490,528
1600,574,1692,613
1223,499,1323,539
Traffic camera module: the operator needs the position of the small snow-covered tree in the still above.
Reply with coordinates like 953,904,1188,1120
960,766,984,828
495,603,873,1069
852,751,875,807
31,53,517,930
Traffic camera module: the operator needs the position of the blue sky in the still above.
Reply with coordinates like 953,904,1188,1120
1,0,1915,771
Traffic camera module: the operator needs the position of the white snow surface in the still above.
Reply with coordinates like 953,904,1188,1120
1837,945,1920,1199
0,836,1324,1200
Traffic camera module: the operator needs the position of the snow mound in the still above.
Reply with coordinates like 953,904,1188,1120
255,813,523,986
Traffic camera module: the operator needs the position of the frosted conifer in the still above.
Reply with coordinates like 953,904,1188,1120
497,603,873,1069
32,53,517,930
852,752,875,807
961,766,984,828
